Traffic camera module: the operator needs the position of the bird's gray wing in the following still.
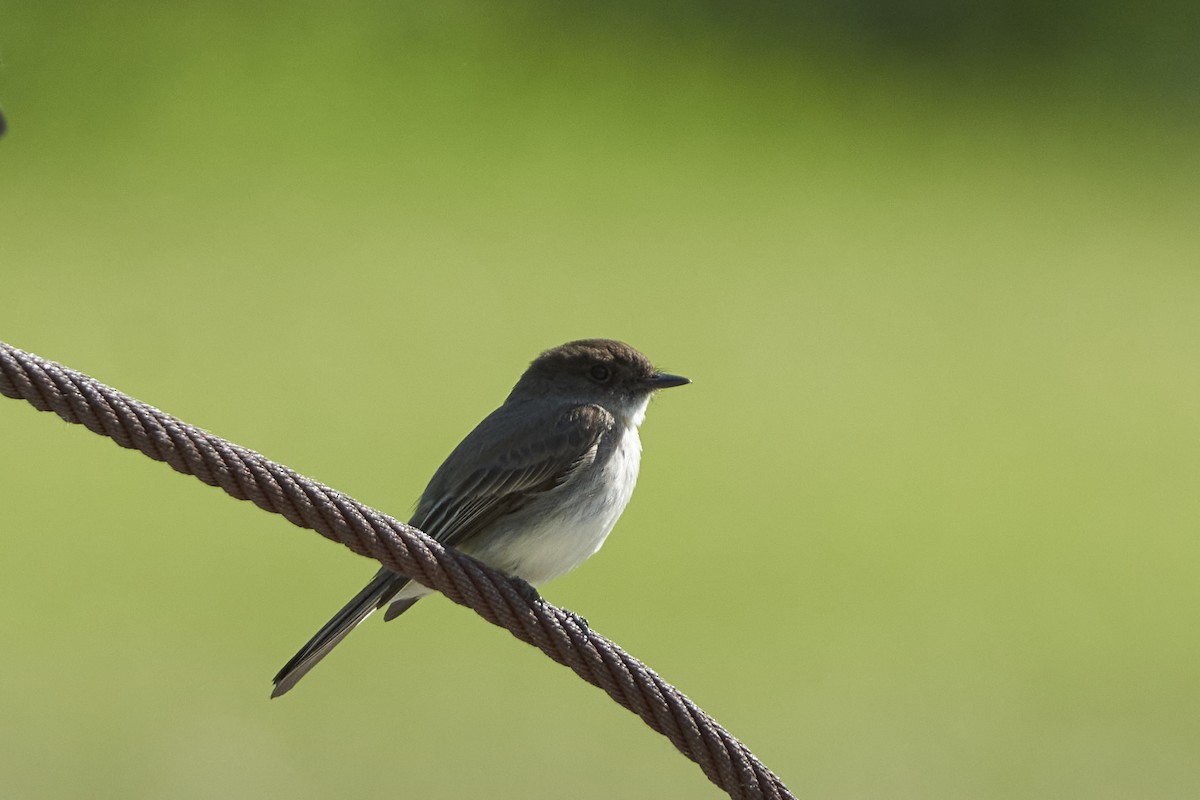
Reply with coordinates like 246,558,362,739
411,402,613,551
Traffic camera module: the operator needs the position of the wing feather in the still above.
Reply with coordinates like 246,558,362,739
410,403,611,551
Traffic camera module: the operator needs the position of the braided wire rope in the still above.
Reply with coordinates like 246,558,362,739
0,341,793,799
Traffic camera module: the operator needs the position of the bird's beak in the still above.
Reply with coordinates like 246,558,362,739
648,372,690,390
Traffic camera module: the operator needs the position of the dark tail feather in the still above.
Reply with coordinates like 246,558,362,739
384,596,420,621
271,569,413,697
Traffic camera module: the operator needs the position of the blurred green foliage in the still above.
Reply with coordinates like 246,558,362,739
2,3,1199,799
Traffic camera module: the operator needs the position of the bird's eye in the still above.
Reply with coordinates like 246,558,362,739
589,364,611,383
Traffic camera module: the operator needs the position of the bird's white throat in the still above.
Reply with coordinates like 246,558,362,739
622,393,652,429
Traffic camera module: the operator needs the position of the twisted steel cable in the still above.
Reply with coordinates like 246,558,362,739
0,340,793,800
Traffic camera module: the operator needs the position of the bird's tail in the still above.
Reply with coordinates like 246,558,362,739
271,569,416,697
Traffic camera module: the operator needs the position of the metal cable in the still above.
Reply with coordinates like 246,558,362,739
0,340,793,800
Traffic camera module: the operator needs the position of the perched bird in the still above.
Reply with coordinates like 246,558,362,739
272,339,689,696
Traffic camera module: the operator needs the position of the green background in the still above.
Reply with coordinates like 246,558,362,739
2,3,1199,798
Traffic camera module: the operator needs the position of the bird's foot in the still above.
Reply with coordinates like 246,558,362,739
510,576,588,631
561,608,590,632
511,576,542,604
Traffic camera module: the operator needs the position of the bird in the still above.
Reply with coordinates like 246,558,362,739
271,338,689,696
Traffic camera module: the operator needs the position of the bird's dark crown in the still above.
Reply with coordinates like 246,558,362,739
510,339,658,397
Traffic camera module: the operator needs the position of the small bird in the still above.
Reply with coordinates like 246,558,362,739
271,339,689,696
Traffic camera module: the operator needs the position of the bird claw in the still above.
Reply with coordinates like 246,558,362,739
562,609,590,632
511,576,542,603
509,576,588,631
